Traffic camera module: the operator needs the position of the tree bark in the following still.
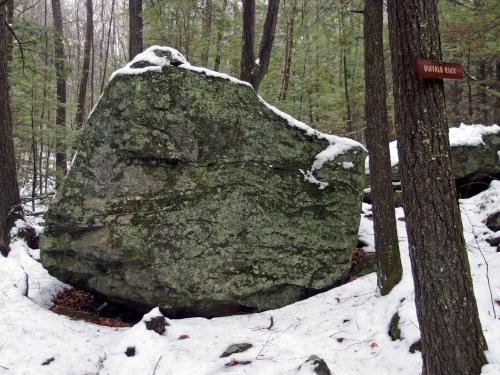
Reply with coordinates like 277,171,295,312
213,0,228,72
495,59,500,123
128,0,143,60
200,0,212,67
240,0,256,84
466,45,473,122
240,0,280,91
0,0,20,256
51,0,68,186
75,0,93,129
101,0,115,93
278,0,297,101
478,58,488,124
363,0,402,295
387,1,487,374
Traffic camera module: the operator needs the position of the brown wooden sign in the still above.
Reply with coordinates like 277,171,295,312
417,59,463,80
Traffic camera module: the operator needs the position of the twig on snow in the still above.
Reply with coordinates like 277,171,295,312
255,333,273,360
152,355,163,375
267,316,274,330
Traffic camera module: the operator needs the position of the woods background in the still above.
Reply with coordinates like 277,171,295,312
7,0,500,199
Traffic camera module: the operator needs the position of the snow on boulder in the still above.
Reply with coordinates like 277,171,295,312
365,124,500,193
40,46,366,317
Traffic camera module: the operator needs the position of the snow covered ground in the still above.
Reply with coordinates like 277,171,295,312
1,181,499,374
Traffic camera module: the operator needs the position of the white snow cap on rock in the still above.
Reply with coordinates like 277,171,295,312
261,98,366,189
109,46,365,189
110,45,252,87
449,123,500,147
365,123,500,173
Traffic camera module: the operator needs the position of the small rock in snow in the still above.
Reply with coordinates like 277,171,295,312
41,357,55,366
220,343,253,358
145,316,168,335
298,355,332,375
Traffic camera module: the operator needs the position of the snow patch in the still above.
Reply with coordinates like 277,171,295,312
109,45,251,87
365,123,500,173
449,123,500,147
260,98,365,189
1,182,500,373
342,161,354,169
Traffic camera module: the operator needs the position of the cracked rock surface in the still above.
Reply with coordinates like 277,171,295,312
41,59,365,317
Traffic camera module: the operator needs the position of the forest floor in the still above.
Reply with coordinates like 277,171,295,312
0,183,499,374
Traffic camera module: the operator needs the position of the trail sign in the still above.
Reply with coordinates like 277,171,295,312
417,59,463,80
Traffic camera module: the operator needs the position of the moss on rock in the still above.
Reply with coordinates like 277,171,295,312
41,57,366,317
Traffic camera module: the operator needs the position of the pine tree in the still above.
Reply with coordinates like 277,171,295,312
363,0,402,295
129,0,143,60
387,1,487,373
0,0,21,256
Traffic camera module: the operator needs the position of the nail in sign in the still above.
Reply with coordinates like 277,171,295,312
417,59,463,80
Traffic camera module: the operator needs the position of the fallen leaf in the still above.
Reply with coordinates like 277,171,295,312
224,359,251,367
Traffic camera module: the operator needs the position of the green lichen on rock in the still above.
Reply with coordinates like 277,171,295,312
41,50,366,317
367,125,500,187
388,312,402,341
299,355,332,375
220,343,253,358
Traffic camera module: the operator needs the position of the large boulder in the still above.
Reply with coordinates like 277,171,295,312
365,124,500,196
41,46,366,317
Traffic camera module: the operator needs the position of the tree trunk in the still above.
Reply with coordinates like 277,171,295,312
230,0,240,77
343,51,352,133
128,0,143,60
0,0,21,256
31,78,37,211
200,0,212,67
213,0,228,72
75,0,93,129
240,0,256,84
466,45,473,122
240,0,280,91
478,58,488,124
387,1,487,374
278,0,297,101
495,59,500,123
51,0,68,186
101,0,115,93
364,0,402,295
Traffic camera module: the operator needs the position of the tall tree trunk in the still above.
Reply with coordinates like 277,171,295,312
278,0,297,101
495,59,500,123
213,0,227,72
230,0,240,76
128,0,143,60
0,0,21,256
240,0,280,91
364,0,402,295
51,0,68,186
240,0,256,83
31,78,37,212
343,52,352,133
387,1,487,374
75,0,93,129
101,0,115,93
200,0,212,67
466,45,473,122
478,58,488,124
